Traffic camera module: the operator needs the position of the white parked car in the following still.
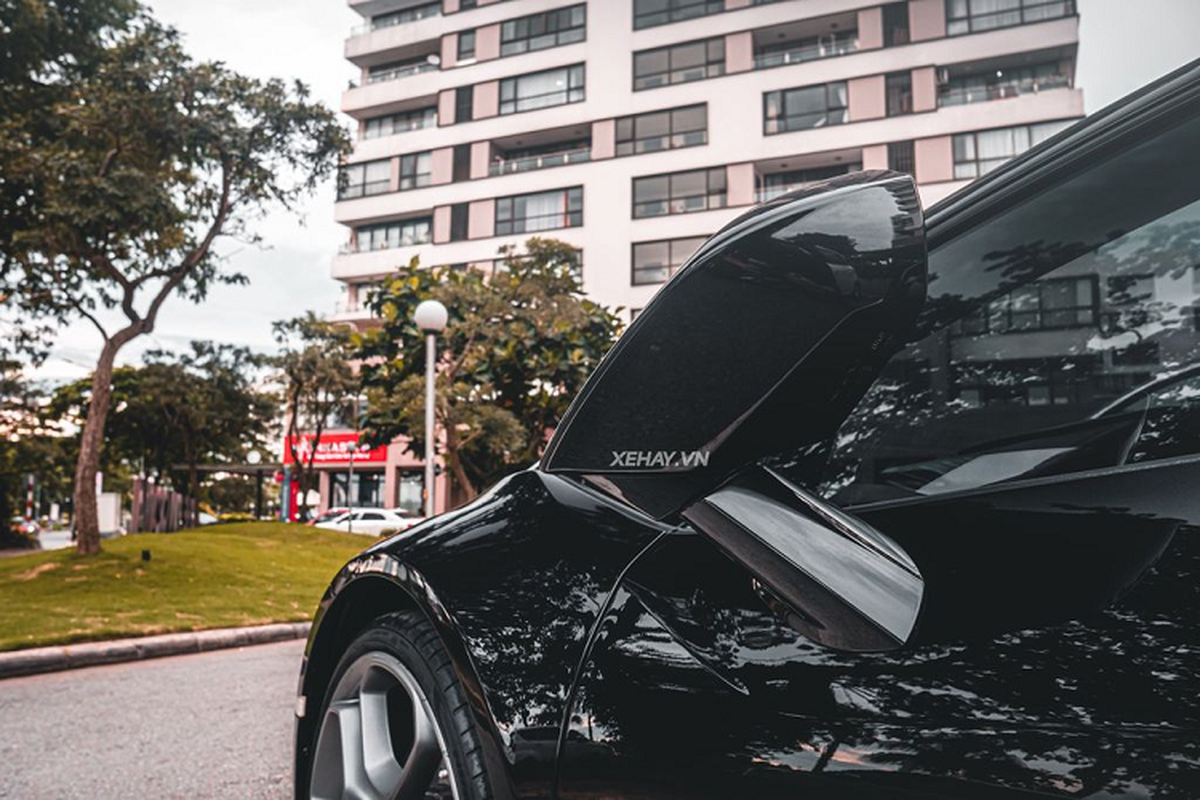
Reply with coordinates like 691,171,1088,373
315,508,424,536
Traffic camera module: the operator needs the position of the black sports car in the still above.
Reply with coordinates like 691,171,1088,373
295,60,1200,800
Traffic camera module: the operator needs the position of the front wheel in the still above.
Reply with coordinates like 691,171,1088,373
308,611,493,800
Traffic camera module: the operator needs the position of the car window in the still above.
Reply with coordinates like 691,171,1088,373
360,512,385,520
768,110,1200,505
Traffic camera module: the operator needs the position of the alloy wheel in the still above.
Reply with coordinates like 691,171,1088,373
310,651,460,800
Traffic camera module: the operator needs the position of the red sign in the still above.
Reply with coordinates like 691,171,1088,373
282,432,387,466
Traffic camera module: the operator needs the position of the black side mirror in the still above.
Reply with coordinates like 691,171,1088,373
684,466,924,652
543,171,928,521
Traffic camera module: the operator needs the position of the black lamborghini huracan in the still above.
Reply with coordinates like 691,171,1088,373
296,59,1200,799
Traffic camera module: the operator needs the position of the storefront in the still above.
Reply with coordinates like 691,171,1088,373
280,430,447,518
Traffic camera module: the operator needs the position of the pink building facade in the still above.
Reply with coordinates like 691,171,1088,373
324,0,1084,513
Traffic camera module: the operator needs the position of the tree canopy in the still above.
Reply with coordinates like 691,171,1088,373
357,238,622,503
0,3,350,552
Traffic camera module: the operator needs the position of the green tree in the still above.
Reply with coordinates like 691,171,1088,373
0,10,350,554
47,342,277,501
357,238,622,504
274,314,359,521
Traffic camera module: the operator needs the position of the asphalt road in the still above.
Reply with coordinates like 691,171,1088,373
0,639,304,798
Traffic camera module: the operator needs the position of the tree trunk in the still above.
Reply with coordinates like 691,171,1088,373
443,426,477,506
73,337,124,555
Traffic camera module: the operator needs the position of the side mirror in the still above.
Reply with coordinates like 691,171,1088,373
684,466,923,652
543,171,928,520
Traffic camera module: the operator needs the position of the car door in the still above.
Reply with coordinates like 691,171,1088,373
554,63,1200,798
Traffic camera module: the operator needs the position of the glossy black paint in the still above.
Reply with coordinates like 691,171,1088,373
544,171,927,520
298,60,1200,800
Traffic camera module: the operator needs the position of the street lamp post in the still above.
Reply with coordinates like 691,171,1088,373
414,299,448,518
346,442,358,535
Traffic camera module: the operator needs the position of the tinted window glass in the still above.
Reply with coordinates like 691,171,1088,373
769,113,1200,505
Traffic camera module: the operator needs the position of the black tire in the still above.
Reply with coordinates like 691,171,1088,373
310,610,494,800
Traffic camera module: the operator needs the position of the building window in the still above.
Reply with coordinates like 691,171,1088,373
952,276,1098,335
763,82,848,135
399,152,432,190
939,61,1070,106
495,187,583,235
354,217,433,253
490,138,592,176
946,0,1075,36
364,107,437,139
615,104,707,157
339,159,391,200
449,203,469,242
371,2,440,30
330,472,383,509
633,168,726,218
634,37,725,91
458,30,476,60
499,65,585,114
500,5,586,56
886,71,913,116
758,163,859,202
455,85,474,122
888,140,916,175
882,2,910,46
632,236,708,285
953,121,1071,178
633,0,724,30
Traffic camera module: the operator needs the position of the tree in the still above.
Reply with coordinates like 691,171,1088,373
357,238,622,504
0,11,350,554
274,314,359,521
48,342,277,502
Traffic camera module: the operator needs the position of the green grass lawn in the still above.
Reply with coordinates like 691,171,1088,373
0,522,370,652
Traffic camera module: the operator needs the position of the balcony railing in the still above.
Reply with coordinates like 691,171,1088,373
365,60,438,85
754,35,858,70
939,73,1072,107
338,237,431,255
489,147,591,177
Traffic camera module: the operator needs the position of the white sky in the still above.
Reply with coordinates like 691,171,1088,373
29,0,1200,382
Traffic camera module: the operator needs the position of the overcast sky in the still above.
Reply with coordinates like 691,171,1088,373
30,0,1200,382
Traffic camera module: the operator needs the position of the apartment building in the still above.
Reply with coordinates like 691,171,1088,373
309,0,1083,515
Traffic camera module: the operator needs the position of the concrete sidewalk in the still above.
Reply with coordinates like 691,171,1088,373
0,621,311,680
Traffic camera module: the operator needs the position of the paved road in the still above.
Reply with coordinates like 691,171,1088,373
0,639,304,798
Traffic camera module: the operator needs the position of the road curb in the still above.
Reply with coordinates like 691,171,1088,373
0,621,311,680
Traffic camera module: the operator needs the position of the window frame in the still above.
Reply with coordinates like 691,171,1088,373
363,106,437,140
615,104,708,157
494,186,584,236
500,5,586,57
632,167,727,219
399,151,432,190
498,64,586,115
762,81,849,135
632,0,725,30
353,216,433,253
633,37,725,91
946,0,1076,37
339,159,392,200
631,235,710,285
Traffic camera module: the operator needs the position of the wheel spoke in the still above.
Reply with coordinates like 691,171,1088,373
359,683,404,797
391,696,444,800
311,651,460,800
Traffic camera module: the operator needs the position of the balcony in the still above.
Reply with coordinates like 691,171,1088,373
753,153,860,203
489,146,591,177
755,33,857,70
362,58,438,86
753,13,858,71
939,71,1072,107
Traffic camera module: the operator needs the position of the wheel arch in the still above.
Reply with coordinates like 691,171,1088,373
294,551,516,800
